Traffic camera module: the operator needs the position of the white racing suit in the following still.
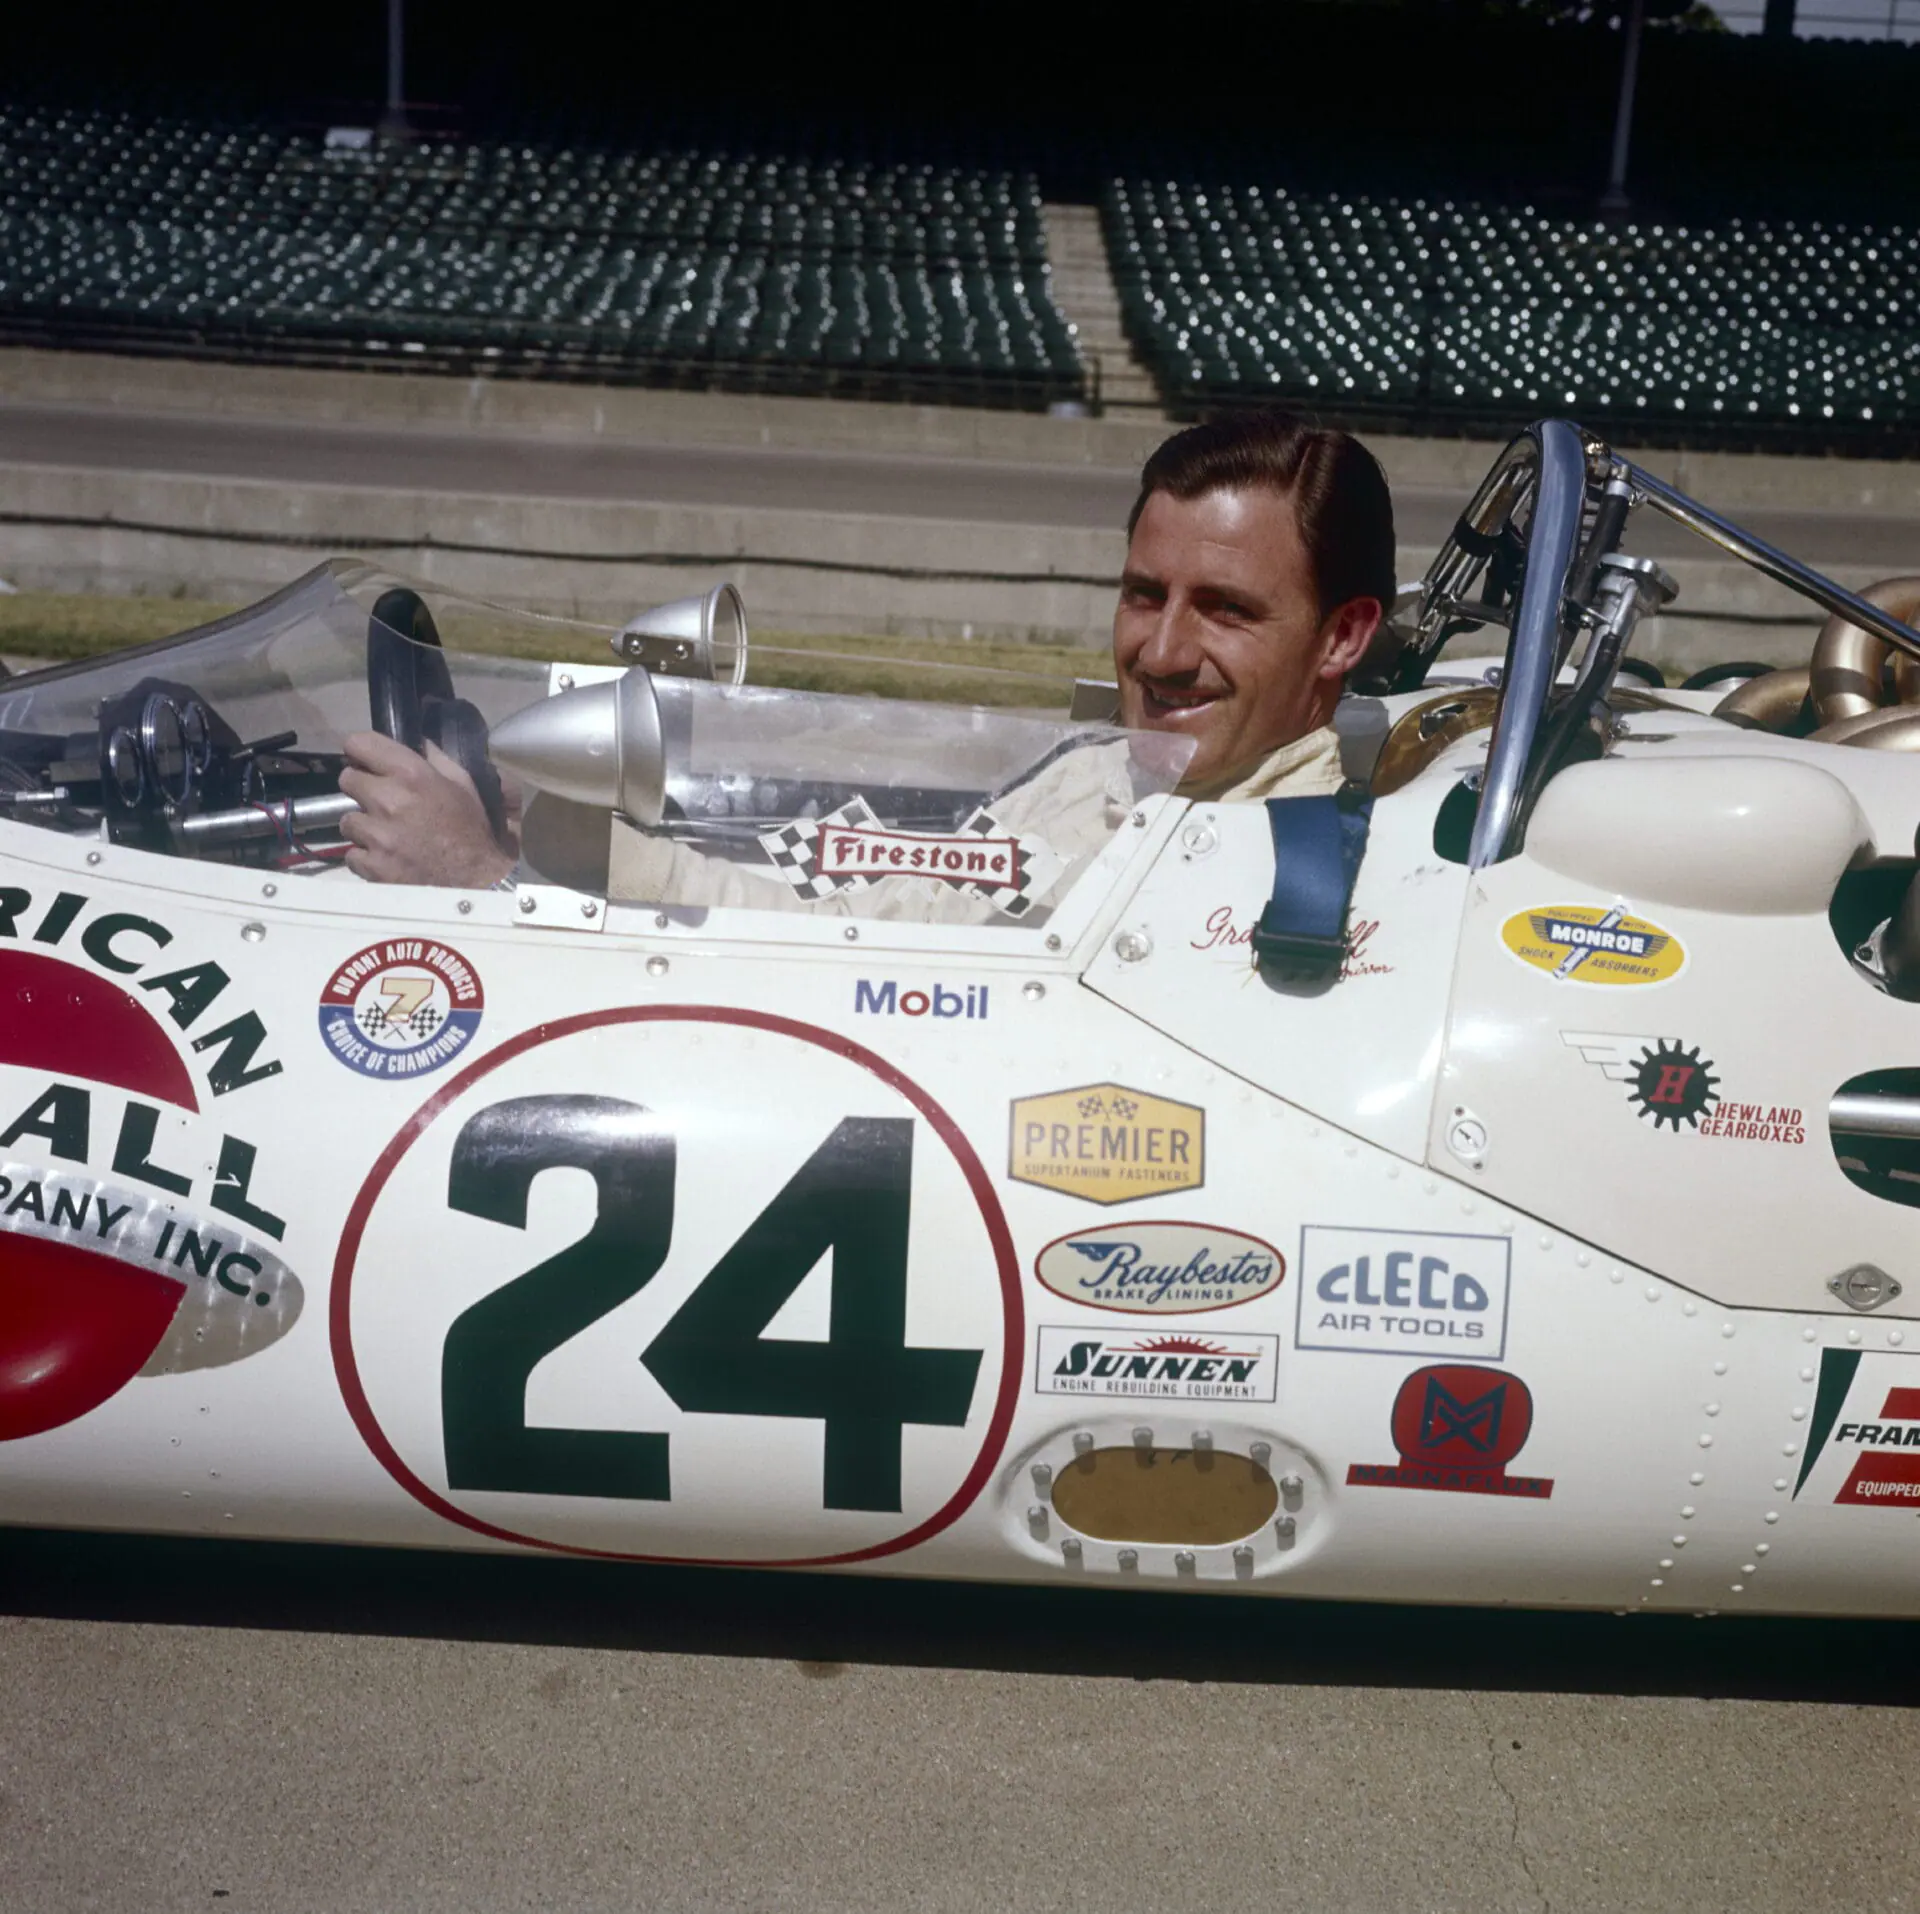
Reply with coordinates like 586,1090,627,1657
605,724,1343,925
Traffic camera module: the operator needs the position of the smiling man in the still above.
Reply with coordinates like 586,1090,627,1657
1117,410,1396,801
341,409,1396,895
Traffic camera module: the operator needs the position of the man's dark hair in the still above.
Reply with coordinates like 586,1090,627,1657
1127,410,1396,619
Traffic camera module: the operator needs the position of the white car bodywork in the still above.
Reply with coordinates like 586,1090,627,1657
3,436,1918,1620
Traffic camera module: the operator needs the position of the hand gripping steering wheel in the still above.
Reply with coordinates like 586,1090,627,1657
365,587,510,844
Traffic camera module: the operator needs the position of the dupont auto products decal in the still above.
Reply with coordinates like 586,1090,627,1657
1034,1221,1283,1315
1296,1227,1511,1358
1347,1364,1553,1499
1795,1349,1920,1506
1502,904,1686,988
1008,1083,1204,1205
319,939,485,1079
0,898,294,1442
334,1007,1020,1566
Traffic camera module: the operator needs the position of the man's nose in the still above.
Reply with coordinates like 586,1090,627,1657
1135,600,1205,677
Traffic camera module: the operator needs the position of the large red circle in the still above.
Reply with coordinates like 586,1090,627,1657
331,1005,1023,1567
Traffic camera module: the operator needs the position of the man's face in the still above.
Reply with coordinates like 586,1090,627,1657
1114,485,1373,787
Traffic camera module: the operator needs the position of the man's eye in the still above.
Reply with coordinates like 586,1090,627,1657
1121,584,1163,607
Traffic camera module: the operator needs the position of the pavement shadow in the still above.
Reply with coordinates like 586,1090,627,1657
3,1525,1916,1706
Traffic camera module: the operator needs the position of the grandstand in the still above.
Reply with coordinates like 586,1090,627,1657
1104,177,1920,444
6,94,1919,449
0,104,1086,410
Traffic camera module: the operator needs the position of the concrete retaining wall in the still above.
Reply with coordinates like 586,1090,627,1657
0,347,1898,672
0,462,1130,645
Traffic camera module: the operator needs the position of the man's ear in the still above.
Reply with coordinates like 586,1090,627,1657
1316,596,1384,682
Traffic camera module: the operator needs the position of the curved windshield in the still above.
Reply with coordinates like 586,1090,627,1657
0,563,1192,927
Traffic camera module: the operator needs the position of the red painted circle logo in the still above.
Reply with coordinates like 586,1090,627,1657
0,948,301,1442
1390,1363,1533,1470
332,1007,1021,1566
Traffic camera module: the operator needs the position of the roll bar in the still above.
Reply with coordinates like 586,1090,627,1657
1411,420,1920,870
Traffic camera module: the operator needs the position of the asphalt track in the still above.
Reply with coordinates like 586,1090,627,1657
5,400,1920,567
2,1527,1917,1913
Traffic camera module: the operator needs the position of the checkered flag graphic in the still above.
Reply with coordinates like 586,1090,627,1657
955,808,1035,918
759,796,1049,918
759,797,881,902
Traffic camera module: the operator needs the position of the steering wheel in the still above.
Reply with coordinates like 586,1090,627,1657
365,587,510,843
367,587,455,750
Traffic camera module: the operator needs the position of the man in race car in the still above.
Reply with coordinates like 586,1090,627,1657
339,407,1394,897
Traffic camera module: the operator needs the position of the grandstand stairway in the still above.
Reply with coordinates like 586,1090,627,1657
1043,204,1163,414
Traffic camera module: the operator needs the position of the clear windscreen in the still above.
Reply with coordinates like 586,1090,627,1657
0,562,1193,928
612,682,1192,926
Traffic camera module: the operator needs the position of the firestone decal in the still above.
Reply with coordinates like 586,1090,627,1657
1033,1220,1284,1314
1347,1364,1553,1498
318,939,485,1080
760,796,1055,918
1503,904,1686,988
1008,1083,1204,1206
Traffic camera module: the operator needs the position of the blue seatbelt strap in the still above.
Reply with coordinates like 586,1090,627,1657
1250,781,1374,975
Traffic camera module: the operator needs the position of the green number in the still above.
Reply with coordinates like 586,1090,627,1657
442,1096,673,1500
641,1116,981,1512
440,1102,983,1512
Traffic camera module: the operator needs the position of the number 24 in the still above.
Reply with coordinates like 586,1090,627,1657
439,1095,982,1513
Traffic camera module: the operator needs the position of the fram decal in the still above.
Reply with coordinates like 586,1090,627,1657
1034,1220,1284,1315
1562,1033,1805,1143
1189,907,1391,978
1008,1083,1203,1206
319,940,484,1079
854,980,989,1021
1347,1364,1553,1498
1033,1326,1279,1401
1296,1227,1511,1358
1795,1349,1920,1505
1502,904,1686,988
761,796,1056,918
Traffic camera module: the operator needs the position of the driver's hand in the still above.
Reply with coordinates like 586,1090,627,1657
339,730,516,889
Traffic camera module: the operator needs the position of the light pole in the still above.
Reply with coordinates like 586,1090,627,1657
1600,0,1647,216
382,0,408,137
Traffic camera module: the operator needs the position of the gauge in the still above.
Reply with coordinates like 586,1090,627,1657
139,694,192,812
105,726,144,807
178,697,212,774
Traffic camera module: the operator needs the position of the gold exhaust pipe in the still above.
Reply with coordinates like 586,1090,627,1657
1714,665,1812,731
1808,706,1920,749
1811,577,1920,724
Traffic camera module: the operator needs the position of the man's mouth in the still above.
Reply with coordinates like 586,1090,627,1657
1139,681,1222,719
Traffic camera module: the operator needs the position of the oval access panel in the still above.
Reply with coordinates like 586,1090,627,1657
1050,1445,1279,1545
